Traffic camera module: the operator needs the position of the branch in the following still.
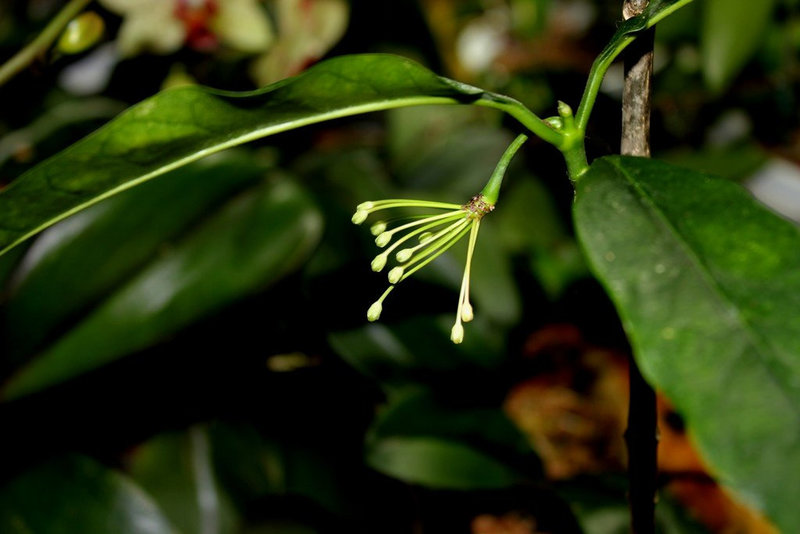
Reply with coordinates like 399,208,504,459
621,1,659,533
0,0,93,88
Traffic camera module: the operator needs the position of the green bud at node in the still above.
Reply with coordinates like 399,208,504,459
461,302,474,322
396,249,413,263
367,301,382,321
419,232,433,243
370,221,387,236
388,266,403,284
557,100,573,119
451,323,464,344
352,210,368,225
375,233,392,247
371,254,387,272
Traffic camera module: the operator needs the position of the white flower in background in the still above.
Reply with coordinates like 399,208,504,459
99,0,273,56
250,0,349,84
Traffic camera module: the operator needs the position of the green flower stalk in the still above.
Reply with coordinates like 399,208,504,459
352,133,528,344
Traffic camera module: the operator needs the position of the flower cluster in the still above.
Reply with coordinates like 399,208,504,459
352,195,494,344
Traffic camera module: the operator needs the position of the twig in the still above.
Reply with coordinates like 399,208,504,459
621,1,659,533
0,0,92,88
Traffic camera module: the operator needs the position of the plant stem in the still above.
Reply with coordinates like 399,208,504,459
476,95,565,147
562,140,588,181
0,0,92,88
574,0,697,131
620,2,658,533
480,133,528,204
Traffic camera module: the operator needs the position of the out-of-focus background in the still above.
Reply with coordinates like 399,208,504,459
0,0,797,532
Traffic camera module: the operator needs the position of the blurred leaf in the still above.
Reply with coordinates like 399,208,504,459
208,423,349,515
0,455,176,534
661,143,768,182
128,427,239,534
0,54,524,257
239,523,317,534
1,152,267,362
574,156,800,532
369,389,537,467
3,178,322,400
702,0,777,93
366,436,521,490
492,177,587,298
329,315,503,386
561,478,708,534
510,0,553,38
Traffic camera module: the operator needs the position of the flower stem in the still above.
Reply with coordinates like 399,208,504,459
0,0,92,88
480,134,528,205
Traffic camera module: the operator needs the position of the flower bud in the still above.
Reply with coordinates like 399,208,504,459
450,323,464,344
58,12,104,55
388,266,404,284
352,210,368,225
396,249,413,263
418,232,433,243
461,302,474,322
370,221,387,236
367,301,382,321
375,232,392,247
357,201,374,210
371,254,387,272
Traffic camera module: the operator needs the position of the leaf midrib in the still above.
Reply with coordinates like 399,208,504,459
607,157,800,421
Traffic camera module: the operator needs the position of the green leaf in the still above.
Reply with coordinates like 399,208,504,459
702,0,777,93
329,315,504,386
209,423,350,516
366,436,521,490
368,389,536,465
0,54,542,258
573,156,800,532
128,427,239,534
2,177,322,400
560,478,709,534
1,152,266,362
0,455,176,534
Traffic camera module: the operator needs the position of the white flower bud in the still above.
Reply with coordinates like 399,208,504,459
450,323,464,344
367,301,382,321
352,210,368,225
461,302,474,322
418,232,433,243
388,266,404,284
396,249,413,263
371,254,387,272
375,232,392,247
357,201,374,210
370,221,387,236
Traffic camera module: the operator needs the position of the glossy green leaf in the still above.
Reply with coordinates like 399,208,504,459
2,178,322,400
702,0,776,93
129,427,239,534
0,455,176,534
1,152,266,362
0,54,542,258
367,436,521,490
573,156,800,532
